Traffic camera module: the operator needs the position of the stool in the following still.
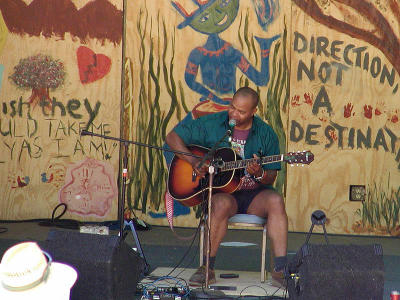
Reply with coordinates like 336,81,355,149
199,213,268,282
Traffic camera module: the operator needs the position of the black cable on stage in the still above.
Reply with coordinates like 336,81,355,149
38,203,80,230
165,213,203,278
144,185,208,280
0,204,80,230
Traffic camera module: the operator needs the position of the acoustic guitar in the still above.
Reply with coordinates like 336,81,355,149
167,145,314,207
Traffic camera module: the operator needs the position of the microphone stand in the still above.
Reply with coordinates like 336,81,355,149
190,128,232,298
80,130,202,275
201,128,232,288
195,129,232,175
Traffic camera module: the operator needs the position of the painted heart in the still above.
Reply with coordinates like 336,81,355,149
77,46,111,84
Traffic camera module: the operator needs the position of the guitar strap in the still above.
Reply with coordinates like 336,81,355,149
164,191,196,240
165,191,174,230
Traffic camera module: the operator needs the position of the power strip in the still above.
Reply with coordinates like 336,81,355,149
80,225,109,235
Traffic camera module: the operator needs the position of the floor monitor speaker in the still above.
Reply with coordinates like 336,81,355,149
43,229,145,300
287,243,384,300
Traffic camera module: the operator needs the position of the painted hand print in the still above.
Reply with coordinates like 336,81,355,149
59,157,117,217
291,94,300,107
389,110,399,124
303,92,313,106
344,103,354,118
363,104,373,119
9,175,30,188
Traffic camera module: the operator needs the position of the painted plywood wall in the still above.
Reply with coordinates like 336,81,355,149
0,0,123,221
124,0,290,227
124,0,400,236
1,0,399,236
287,1,400,235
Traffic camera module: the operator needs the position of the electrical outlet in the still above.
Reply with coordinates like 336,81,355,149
349,185,366,201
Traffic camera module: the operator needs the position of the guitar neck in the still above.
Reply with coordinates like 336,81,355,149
221,154,283,171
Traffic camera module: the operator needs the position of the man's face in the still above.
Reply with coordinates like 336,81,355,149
228,94,257,129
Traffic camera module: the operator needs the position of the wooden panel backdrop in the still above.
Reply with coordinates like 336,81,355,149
287,1,400,235
0,0,123,221
124,0,289,227
124,0,400,236
1,0,399,236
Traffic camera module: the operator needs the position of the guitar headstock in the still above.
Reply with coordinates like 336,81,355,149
284,151,314,165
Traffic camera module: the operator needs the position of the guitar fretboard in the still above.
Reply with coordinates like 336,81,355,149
221,154,283,171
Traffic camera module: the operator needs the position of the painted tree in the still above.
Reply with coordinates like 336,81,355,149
292,0,400,77
9,54,65,106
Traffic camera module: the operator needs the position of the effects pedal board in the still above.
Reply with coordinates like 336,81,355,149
138,287,187,300
145,294,183,300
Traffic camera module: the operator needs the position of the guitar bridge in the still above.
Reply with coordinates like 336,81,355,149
192,170,197,182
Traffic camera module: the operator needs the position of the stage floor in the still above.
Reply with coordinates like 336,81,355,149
140,267,286,298
0,222,399,299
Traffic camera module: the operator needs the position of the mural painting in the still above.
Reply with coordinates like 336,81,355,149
0,0,123,220
0,0,398,235
125,0,399,235
124,0,288,226
287,0,400,235
60,157,118,217
158,0,282,220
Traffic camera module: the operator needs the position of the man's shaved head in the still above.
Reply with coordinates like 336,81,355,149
233,87,259,108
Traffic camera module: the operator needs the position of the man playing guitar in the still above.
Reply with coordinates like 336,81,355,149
166,87,288,287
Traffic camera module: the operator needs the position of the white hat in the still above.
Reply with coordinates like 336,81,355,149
0,242,78,300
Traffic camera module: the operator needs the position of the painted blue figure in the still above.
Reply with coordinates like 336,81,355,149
172,0,279,108
156,0,280,219
252,0,280,30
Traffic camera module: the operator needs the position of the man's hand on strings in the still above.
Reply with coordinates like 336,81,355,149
247,154,263,178
189,157,208,178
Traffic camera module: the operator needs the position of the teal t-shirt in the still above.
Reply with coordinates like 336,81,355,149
173,111,281,171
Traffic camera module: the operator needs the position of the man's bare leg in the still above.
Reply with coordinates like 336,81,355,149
190,193,238,285
246,189,288,267
206,193,238,258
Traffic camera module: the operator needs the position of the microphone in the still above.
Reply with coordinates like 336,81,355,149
227,119,236,139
